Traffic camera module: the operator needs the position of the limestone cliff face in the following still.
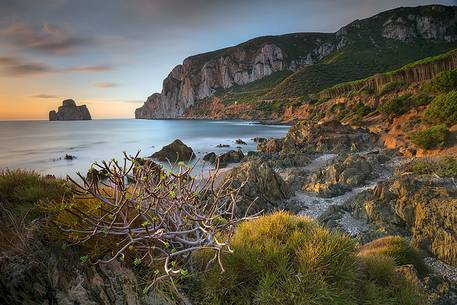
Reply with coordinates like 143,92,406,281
135,5,457,119
49,99,91,121
136,43,319,119
382,6,457,42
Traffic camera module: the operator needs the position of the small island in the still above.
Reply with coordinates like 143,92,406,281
49,99,92,121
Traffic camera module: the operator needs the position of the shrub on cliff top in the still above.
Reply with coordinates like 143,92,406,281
191,212,427,305
410,124,449,150
424,91,457,126
424,69,457,94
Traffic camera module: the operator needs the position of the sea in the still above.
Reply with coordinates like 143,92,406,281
0,119,290,177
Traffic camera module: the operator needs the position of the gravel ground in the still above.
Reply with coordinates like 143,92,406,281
285,151,405,235
425,257,457,283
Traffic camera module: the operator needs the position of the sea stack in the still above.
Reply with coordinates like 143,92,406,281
49,99,92,121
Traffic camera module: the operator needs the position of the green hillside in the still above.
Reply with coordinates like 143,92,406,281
210,5,457,104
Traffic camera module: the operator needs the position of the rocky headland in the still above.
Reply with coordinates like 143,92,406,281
49,99,92,121
135,5,457,120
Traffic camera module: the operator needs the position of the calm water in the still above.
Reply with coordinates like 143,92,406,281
0,119,289,177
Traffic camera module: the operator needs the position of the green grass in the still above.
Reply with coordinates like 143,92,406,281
359,236,429,277
410,125,449,150
190,212,428,305
423,69,457,94
405,157,457,177
0,170,70,218
424,91,457,126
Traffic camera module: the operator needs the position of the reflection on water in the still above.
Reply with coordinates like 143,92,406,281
0,119,289,177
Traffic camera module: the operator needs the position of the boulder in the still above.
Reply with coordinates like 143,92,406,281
235,139,247,145
203,152,217,164
216,144,230,148
49,99,92,121
304,153,372,197
151,140,195,162
217,150,244,167
224,160,289,216
64,154,76,160
257,138,284,153
252,137,267,143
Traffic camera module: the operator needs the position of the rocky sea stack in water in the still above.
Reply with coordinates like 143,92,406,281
49,99,92,121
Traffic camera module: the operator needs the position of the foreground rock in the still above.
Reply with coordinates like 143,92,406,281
0,233,173,305
151,139,195,162
49,99,92,121
305,153,373,197
217,150,244,167
342,175,457,267
224,160,289,215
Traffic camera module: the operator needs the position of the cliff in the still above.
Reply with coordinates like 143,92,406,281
320,49,457,99
49,99,92,121
136,5,457,119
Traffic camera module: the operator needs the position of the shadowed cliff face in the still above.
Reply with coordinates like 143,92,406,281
135,5,457,119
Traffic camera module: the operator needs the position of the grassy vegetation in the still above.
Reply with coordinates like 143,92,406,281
405,156,457,177
424,69,457,94
378,94,414,117
423,91,457,126
265,43,456,100
359,236,428,276
378,93,433,118
378,81,407,96
0,170,69,218
410,125,449,150
190,212,428,305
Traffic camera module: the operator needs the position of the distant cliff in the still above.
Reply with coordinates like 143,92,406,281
49,99,92,121
136,5,457,119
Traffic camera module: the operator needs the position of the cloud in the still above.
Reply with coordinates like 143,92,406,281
0,56,54,76
67,65,113,72
1,22,93,55
0,56,113,77
31,94,59,98
95,82,120,88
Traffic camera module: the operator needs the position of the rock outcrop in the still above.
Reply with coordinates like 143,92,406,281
135,5,457,119
343,175,457,267
151,139,195,162
305,154,373,197
268,120,377,154
224,160,289,216
49,99,91,121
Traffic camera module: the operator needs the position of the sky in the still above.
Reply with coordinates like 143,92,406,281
0,0,456,120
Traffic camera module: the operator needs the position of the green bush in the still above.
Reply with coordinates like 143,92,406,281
424,69,457,94
379,81,407,96
359,236,428,277
407,157,457,177
378,94,414,117
191,212,427,305
353,102,372,117
410,124,449,150
423,91,457,126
